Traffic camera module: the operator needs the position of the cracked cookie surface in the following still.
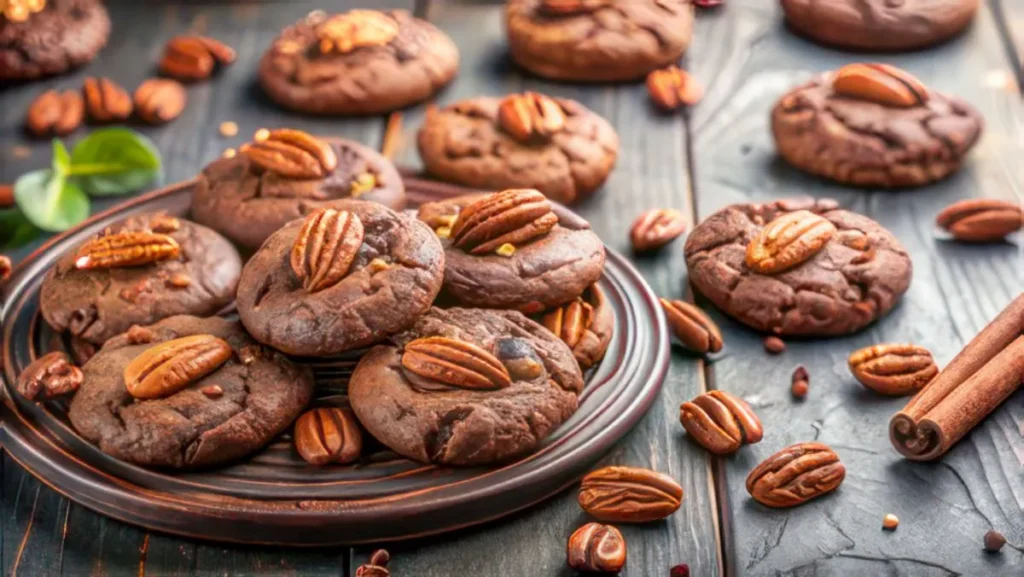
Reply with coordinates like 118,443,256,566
505,0,693,82
772,73,983,188
417,97,619,205
349,307,583,466
684,198,912,337
40,213,242,347
192,137,405,252
0,0,110,80
68,315,314,469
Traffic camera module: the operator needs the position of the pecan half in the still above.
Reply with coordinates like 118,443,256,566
123,334,233,399
355,550,391,577
848,344,938,396
26,90,83,136
290,208,364,293
680,390,763,455
401,336,512,390
660,298,723,354
567,523,626,574
542,297,593,350
540,0,613,15
647,66,704,111
450,189,558,254
159,35,235,82
935,198,1023,242
578,466,684,522
630,208,687,251
242,129,338,179
497,92,566,143
832,63,928,108
83,77,133,123
746,442,845,508
294,406,363,466
746,210,837,274
15,351,83,401
316,10,399,55
133,79,187,125
74,231,180,270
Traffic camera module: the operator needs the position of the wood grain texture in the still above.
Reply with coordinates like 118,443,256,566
992,0,1024,89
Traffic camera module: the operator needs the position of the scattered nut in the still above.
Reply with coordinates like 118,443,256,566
133,78,187,125
355,549,390,577
496,243,517,257
219,121,238,137
567,523,626,574
165,273,191,288
200,384,224,398
882,513,899,530
763,336,786,355
791,365,809,399
0,254,11,281
254,128,270,142
15,352,83,401
983,530,1006,552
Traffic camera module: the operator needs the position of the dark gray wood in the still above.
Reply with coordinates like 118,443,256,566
992,0,1024,88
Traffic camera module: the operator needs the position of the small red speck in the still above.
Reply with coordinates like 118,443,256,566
670,564,690,577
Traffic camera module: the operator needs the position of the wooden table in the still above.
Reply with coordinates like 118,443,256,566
2,1,1022,575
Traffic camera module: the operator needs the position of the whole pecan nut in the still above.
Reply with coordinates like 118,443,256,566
133,79,187,125
159,35,235,81
15,351,83,401
630,208,687,251
832,63,928,108
242,129,338,179
497,92,567,142
401,336,513,390
83,77,133,123
74,231,180,270
567,523,626,574
290,208,364,293
647,66,704,111
935,198,1022,242
294,406,363,466
660,298,723,354
316,10,399,55
680,390,763,454
355,550,391,577
746,210,837,274
123,334,233,399
26,89,84,136
450,189,558,254
746,442,845,508
848,344,938,396
578,466,684,522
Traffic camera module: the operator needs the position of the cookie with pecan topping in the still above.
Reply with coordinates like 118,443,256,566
0,0,110,80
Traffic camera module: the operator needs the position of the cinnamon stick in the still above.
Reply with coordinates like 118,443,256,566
890,293,1024,460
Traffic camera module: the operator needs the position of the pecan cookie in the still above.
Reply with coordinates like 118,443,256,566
258,9,458,115
0,0,110,80
781,0,978,51
191,130,405,252
417,95,619,204
416,190,606,313
772,64,983,188
68,315,314,469
684,198,912,337
348,307,584,466
236,200,445,357
39,213,242,347
505,0,693,82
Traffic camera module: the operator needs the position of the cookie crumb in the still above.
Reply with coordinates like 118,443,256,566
219,121,238,137
200,385,224,398
435,226,451,239
791,365,809,399
763,336,786,354
496,243,516,257
882,513,899,530
223,148,236,159
254,128,270,142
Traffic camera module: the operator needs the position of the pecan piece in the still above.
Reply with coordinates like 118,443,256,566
74,231,180,270
401,336,512,390
935,198,1022,242
791,365,809,399
680,390,763,455
492,337,545,381
26,89,83,136
497,92,566,142
133,78,187,125
567,523,626,574
294,407,363,466
0,254,11,281
242,129,338,179
660,298,723,354
123,334,233,399
647,66,704,111
355,550,390,577
83,77,133,123
2,0,46,22
746,210,837,274
832,63,928,108
578,466,684,522
540,0,613,15
630,208,687,252
290,208,364,293
746,442,845,508
450,189,558,254
159,35,235,82
316,10,399,55
15,351,83,401
542,297,593,350
848,344,938,396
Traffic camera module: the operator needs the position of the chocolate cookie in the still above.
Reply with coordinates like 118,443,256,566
684,198,912,337
236,200,445,357
417,94,619,204
772,64,983,188
505,0,693,82
348,307,584,466
68,315,314,469
0,0,110,80
258,9,459,115
417,190,606,313
40,213,242,347
192,131,405,252
780,0,978,51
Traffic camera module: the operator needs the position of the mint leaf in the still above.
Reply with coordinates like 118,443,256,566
14,169,90,232
53,139,71,175
0,208,40,250
69,128,162,196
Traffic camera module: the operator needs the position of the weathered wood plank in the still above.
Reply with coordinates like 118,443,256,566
992,0,1024,89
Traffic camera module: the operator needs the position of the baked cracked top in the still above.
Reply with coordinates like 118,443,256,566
192,130,405,251
505,0,693,82
68,315,314,469
684,198,913,337
0,0,110,80
236,199,445,357
258,9,459,115
417,95,619,205
349,307,584,466
40,213,242,346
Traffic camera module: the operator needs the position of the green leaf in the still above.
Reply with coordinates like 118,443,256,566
52,139,71,175
0,208,41,250
14,169,90,233
69,128,162,196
